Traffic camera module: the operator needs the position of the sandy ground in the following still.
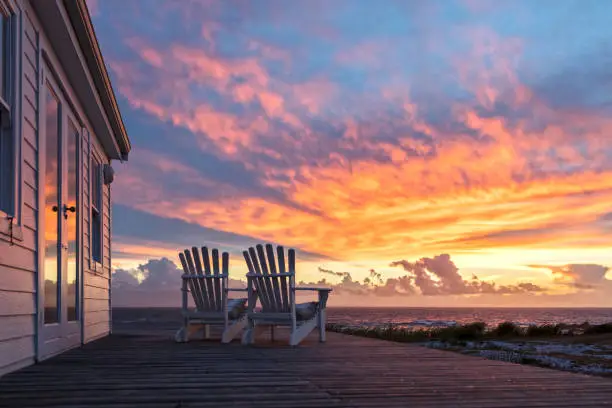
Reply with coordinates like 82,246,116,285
425,336,612,377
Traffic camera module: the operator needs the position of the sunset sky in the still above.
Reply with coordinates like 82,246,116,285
88,0,612,307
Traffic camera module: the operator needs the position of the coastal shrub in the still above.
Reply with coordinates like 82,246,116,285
448,322,486,341
491,321,522,337
427,322,486,342
328,321,612,344
526,324,560,337
584,323,612,335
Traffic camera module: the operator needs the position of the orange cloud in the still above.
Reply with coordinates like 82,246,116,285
109,23,612,293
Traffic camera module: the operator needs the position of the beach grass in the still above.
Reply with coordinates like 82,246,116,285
326,321,612,343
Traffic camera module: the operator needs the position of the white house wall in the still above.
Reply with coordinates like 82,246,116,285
83,133,112,343
0,0,113,376
0,5,39,378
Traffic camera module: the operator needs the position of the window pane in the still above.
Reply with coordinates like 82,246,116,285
91,157,102,264
44,86,60,324
0,13,11,215
91,159,99,209
67,122,78,321
0,14,5,100
92,213,101,263
0,124,12,214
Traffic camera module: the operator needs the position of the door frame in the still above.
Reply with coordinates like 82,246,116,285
37,59,84,361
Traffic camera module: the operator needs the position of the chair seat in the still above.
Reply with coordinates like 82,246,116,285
228,298,247,320
296,301,318,321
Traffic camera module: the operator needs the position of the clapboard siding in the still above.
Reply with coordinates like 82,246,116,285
0,267,35,293
22,54,36,89
0,5,39,377
22,79,36,111
0,315,35,342
102,181,111,272
0,242,36,272
84,272,110,291
21,203,36,232
84,283,109,301
23,9,36,42
0,291,36,317
84,298,110,313
0,336,35,376
21,138,36,172
82,145,111,342
21,163,36,193
22,22,38,62
84,320,110,343
85,310,110,326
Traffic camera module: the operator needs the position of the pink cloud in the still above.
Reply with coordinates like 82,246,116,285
106,17,612,274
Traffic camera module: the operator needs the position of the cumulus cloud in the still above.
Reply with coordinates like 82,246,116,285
114,254,545,307
112,257,246,307
309,254,544,297
528,264,611,290
112,269,139,290
389,254,545,296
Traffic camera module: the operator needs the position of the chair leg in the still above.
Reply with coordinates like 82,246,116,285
177,318,190,343
271,325,275,342
290,319,317,346
318,309,326,342
241,317,255,345
222,316,247,344
174,327,186,343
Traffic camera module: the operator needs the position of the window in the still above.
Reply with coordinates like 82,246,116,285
91,156,102,264
0,5,15,217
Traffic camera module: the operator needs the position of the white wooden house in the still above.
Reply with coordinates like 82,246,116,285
0,0,131,376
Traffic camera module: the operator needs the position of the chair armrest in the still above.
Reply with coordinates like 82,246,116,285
295,287,331,309
246,272,293,278
295,287,332,292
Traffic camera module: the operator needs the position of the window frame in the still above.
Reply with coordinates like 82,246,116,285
90,151,104,271
0,0,22,242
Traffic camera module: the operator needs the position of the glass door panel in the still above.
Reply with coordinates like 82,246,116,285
40,65,82,359
66,121,79,322
43,85,60,325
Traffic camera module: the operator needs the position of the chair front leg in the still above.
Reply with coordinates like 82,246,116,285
242,278,257,345
203,324,211,339
241,316,255,345
183,316,190,342
317,290,329,342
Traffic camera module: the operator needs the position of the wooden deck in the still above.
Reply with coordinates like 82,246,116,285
1,325,612,407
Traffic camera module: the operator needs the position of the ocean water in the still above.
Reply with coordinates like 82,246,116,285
326,307,612,330
112,307,612,332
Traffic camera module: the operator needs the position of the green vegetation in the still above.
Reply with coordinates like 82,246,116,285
491,321,523,337
584,323,612,335
525,324,561,337
326,321,608,343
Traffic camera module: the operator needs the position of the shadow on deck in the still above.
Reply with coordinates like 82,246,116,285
1,323,612,407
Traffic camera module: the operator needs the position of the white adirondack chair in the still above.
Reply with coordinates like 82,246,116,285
241,244,332,346
175,246,248,343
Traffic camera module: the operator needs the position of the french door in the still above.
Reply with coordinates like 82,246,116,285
39,63,82,359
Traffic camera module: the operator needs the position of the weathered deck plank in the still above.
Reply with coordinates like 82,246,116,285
1,325,612,407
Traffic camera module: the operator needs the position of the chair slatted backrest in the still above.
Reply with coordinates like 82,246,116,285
243,244,294,313
178,246,228,312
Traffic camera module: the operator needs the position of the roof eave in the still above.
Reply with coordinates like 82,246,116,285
63,0,131,160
